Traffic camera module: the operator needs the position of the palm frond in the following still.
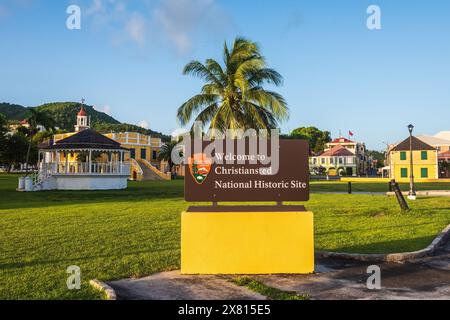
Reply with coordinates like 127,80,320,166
177,94,220,126
183,61,223,87
179,37,289,131
245,89,289,121
247,68,283,87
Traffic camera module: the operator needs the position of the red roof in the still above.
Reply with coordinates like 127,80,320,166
439,150,450,159
320,145,354,157
330,137,354,144
20,120,28,125
77,107,87,116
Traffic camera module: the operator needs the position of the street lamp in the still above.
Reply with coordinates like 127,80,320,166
408,124,416,200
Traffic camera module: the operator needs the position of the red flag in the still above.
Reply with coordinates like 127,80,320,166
349,131,354,137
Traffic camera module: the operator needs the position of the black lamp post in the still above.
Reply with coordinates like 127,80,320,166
408,124,416,199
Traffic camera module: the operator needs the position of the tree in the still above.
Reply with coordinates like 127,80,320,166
439,160,450,177
158,141,183,174
24,109,55,175
367,150,385,168
0,114,8,163
1,133,29,172
290,127,331,153
177,37,289,132
93,122,170,142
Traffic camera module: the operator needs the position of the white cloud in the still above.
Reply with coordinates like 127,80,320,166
138,120,149,129
86,0,103,16
171,128,188,138
81,0,230,54
94,105,112,115
153,0,227,54
125,12,146,46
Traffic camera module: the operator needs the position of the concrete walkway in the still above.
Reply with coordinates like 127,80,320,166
108,271,266,300
108,242,450,300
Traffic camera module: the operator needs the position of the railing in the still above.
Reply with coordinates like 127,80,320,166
139,159,171,181
130,159,144,175
39,162,131,176
31,169,52,190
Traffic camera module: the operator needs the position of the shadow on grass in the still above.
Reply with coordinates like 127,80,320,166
320,236,436,254
315,221,437,237
0,246,180,271
0,180,185,210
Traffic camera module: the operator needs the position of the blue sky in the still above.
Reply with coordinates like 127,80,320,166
1,0,449,150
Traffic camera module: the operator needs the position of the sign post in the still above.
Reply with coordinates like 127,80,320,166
181,139,314,274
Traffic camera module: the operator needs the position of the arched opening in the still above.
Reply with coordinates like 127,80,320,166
346,167,353,176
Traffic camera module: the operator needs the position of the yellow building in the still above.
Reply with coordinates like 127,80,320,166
389,136,438,182
53,107,169,181
104,132,170,181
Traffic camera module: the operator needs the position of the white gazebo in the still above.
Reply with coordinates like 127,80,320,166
18,129,130,191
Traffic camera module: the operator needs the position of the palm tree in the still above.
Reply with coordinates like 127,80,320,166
177,37,289,132
24,109,55,175
158,141,183,175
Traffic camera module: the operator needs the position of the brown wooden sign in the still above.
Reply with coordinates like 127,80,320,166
184,139,310,202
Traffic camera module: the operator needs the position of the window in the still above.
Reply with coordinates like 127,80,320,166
401,168,408,178
140,148,147,160
421,168,428,178
339,158,343,164
153,150,157,160
421,151,428,160
400,152,407,161
130,149,136,159
321,158,326,164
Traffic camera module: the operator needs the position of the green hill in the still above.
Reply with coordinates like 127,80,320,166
35,102,120,131
0,103,30,121
0,102,170,141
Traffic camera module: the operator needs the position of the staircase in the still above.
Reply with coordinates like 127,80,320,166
17,171,55,192
136,159,171,181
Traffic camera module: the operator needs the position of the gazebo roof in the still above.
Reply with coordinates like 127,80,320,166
39,129,128,151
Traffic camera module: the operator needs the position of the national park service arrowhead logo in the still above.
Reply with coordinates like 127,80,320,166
188,153,212,185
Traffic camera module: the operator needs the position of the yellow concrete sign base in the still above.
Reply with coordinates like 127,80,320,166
181,211,314,275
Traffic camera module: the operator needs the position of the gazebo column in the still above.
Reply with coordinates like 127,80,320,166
89,150,92,174
108,151,114,174
120,151,123,174
65,151,69,174
56,151,61,173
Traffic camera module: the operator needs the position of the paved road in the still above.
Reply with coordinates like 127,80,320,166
109,242,449,300
256,241,450,300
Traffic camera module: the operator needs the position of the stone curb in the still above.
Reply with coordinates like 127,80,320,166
89,279,117,300
386,190,450,197
316,224,450,263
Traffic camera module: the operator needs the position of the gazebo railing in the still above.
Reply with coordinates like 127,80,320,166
40,162,130,176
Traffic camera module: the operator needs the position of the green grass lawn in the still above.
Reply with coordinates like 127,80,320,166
0,174,449,299
310,180,450,192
